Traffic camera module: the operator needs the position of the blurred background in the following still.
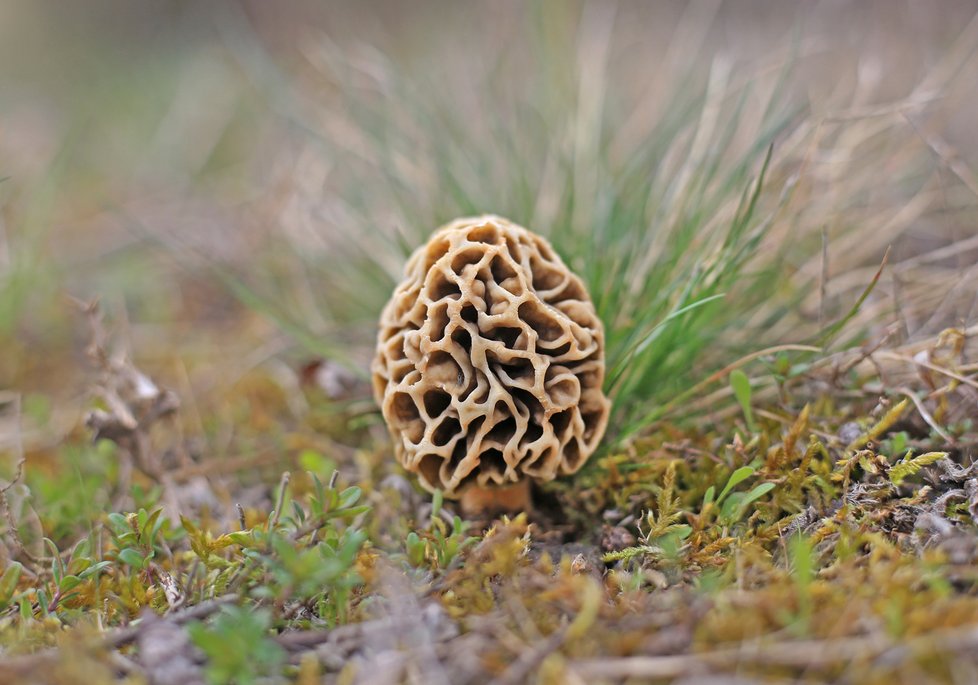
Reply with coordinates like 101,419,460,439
2,0,978,446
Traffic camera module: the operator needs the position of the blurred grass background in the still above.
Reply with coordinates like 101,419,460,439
2,0,977,450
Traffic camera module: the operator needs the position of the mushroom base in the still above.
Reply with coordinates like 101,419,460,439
459,479,532,517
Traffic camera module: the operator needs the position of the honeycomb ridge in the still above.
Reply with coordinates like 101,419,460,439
372,216,610,494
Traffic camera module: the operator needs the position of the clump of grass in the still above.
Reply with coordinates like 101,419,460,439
213,6,802,445
195,2,978,452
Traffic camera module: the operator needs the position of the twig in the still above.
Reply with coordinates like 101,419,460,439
904,114,978,198
269,471,291,529
105,595,237,648
570,624,978,679
0,394,39,563
0,396,25,496
897,386,955,446
879,351,978,391
290,514,331,542
835,324,897,379
0,595,237,673
487,627,567,685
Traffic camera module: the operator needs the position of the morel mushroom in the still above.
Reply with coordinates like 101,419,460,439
372,216,610,514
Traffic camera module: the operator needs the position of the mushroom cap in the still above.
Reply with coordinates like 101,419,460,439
372,216,611,495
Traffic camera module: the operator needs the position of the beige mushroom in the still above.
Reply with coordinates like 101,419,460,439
372,215,610,514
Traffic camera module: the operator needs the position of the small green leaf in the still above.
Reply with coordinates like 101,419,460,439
36,588,49,616
58,575,83,593
338,486,362,509
291,501,306,524
730,369,757,432
118,547,146,569
45,539,63,583
78,561,112,579
334,505,371,520
312,474,327,510
741,482,776,507
726,482,776,522
140,508,164,544
406,531,425,566
107,513,130,535
702,485,716,508
720,492,745,521
0,562,22,606
888,431,908,456
717,466,755,504
72,538,92,561
226,531,255,547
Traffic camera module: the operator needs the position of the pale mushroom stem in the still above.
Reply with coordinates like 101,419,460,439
459,479,533,517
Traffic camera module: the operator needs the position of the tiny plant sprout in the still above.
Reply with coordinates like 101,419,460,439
372,216,611,515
